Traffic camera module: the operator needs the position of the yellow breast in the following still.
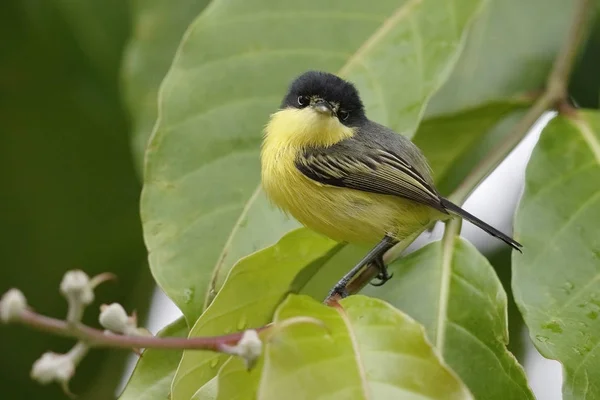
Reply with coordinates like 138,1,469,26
260,108,436,245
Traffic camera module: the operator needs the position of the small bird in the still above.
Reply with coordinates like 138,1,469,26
261,71,521,297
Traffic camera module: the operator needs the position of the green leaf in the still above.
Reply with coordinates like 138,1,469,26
414,101,528,194
364,238,533,400
141,0,486,322
191,376,218,400
122,0,212,172
300,244,369,300
487,247,527,362
426,0,575,117
415,0,577,194
211,356,262,400
118,317,188,400
172,228,343,400
259,294,473,400
192,356,263,400
513,111,600,399
0,1,149,398
205,190,301,307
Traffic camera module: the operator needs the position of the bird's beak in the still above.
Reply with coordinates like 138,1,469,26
311,99,334,116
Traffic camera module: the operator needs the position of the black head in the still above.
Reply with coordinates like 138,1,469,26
280,71,366,126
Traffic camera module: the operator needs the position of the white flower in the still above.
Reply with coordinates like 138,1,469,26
0,288,27,323
31,343,88,388
31,352,75,385
60,270,94,305
99,303,129,333
221,330,262,369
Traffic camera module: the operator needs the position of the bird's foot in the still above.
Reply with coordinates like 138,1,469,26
370,258,393,287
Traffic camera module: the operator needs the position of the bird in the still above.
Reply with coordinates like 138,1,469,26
260,70,522,298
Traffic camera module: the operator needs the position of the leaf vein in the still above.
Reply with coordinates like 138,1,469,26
164,95,280,133
529,189,600,269
335,306,371,400
571,116,600,163
174,48,351,76
451,271,497,310
435,231,455,350
448,321,531,399
154,203,243,251
208,186,263,305
573,338,600,381
199,11,386,28
410,15,425,100
339,0,423,76
552,271,600,317
523,161,596,205
172,148,258,184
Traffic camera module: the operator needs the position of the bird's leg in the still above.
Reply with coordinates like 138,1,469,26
370,255,393,287
327,236,397,299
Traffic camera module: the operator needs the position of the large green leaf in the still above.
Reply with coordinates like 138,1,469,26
122,0,211,172
425,0,574,117
172,228,343,400
209,356,262,400
364,238,533,400
414,101,527,195
118,317,188,400
259,294,473,399
204,191,300,307
141,0,485,321
513,111,600,399
414,0,576,195
487,247,527,362
191,376,218,400
0,1,149,399
300,244,369,300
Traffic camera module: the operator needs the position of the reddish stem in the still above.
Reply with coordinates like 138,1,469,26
17,309,267,351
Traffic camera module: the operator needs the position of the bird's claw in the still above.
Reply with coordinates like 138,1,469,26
370,262,393,287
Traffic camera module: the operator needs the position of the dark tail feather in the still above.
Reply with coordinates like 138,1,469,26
440,198,523,252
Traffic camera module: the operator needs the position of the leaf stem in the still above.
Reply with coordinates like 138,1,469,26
448,0,594,205
14,308,266,351
435,218,461,350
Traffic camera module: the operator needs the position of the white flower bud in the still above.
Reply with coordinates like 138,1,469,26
99,303,129,333
31,343,88,391
0,288,27,323
31,352,75,385
60,270,94,305
221,330,262,369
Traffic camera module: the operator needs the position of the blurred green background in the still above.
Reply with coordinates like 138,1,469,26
0,1,152,398
0,0,598,399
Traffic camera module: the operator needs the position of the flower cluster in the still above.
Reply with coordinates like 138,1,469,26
0,269,265,397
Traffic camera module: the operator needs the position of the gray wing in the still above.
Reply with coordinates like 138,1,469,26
357,120,435,186
295,127,445,212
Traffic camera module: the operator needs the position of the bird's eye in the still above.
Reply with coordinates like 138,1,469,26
297,96,309,107
339,110,350,121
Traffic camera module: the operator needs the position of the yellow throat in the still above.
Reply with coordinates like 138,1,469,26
262,107,355,151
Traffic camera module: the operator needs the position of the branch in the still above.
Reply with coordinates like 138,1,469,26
0,271,268,395
448,0,593,205
15,308,262,351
